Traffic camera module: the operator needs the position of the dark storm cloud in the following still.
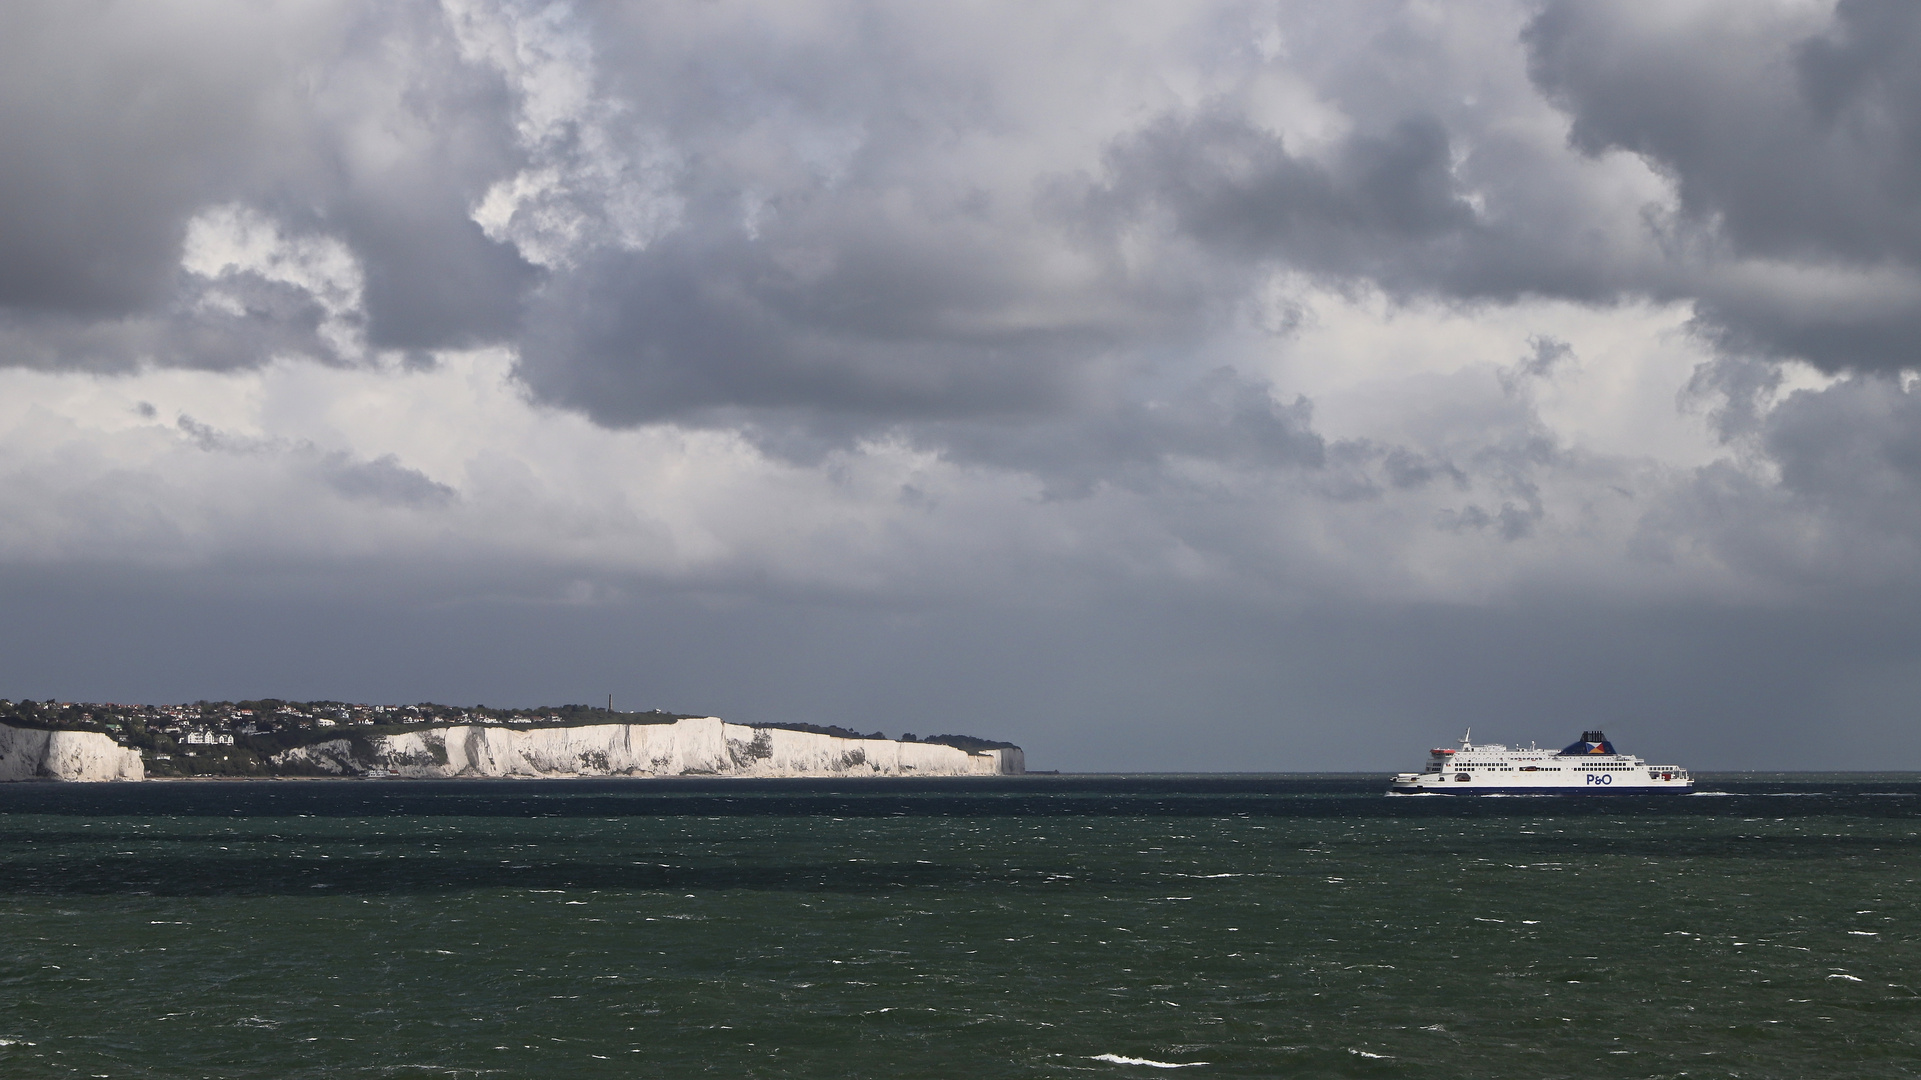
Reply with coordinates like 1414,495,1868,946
509,13,1624,477
516,236,1110,427
0,0,1654,452
1518,0,1921,603
0,274,340,374
0,1,528,369
1075,95,1665,309
4,0,1184,451
0,3,282,317
5,0,1913,535
1529,0,1921,267
506,2,1191,438
924,367,1327,497
346,203,536,352
1525,0,1921,372
314,0,537,351
6,0,1916,413
1651,366,1921,590
1084,109,1484,282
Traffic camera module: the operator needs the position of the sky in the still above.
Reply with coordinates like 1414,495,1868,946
4,0,1921,770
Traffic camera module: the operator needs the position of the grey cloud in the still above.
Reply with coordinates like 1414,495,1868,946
1689,283,1921,379
924,367,1326,498
1768,378,1921,511
1436,500,1540,543
1086,110,1472,264
0,271,345,374
1076,99,1662,310
513,24,1636,477
175,414,455,509
318,453,458,508
1513,335,1573,380
1529,0,1921,268
1672,360,1921,593
507,9,1181,436
350,212,535,352
175,416,226,452
3,0,1387,499
1526,0,1921,372
0,5,1899,550
1381,447,1465,491
1682,355,1791,443
1753,375,1921,565
1495,335,1575,399
22,0,1920,426
0,0,1654,462
516,237,1109,428
164,272,350,368
1636,368,1921,594
316,0,535,351
0,1,528,368
331,163,537,353
0,3,288,316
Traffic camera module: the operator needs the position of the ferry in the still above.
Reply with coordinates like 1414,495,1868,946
1388,730,1692,795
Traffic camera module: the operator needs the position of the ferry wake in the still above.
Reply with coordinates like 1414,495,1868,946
1388,730,1692,795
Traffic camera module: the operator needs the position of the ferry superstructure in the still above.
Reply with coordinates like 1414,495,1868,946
1388,730,1692,795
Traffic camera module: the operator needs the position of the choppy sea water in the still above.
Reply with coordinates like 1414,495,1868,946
1,775,1917,1079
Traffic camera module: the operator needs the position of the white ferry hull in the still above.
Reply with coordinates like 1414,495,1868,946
1387,730,1693,795
1388,777,1695,795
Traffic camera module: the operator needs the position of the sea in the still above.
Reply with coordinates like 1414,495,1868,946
1,775,1917,1079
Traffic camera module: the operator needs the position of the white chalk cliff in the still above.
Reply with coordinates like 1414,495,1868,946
0,724,146,782
272,717,1025,779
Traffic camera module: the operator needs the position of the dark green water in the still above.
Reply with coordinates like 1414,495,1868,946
2,776,1917,1079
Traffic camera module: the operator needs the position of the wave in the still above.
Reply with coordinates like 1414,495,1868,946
1090,1054,1210,1068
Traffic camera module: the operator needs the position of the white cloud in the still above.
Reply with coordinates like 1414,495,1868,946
0,304,1784,611
180,204,369,362
448,0,682,268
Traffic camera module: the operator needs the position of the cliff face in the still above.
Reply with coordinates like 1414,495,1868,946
273,717,1024,779
0,725,146,782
